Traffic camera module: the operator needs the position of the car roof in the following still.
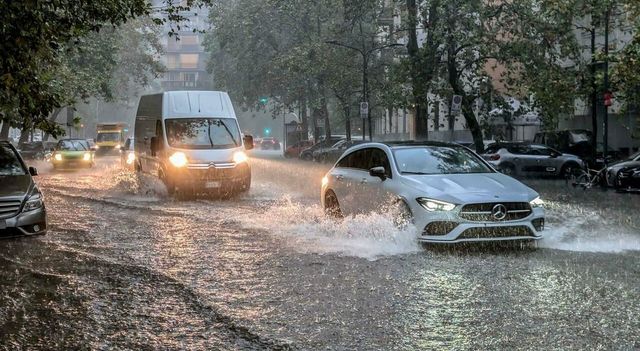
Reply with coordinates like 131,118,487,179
383,140,465,148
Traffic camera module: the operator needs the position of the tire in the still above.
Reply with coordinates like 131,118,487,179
393,200,413,229
238,173,251,193
160,169,176,196
324,190,342,218
561,162,581,179
499,163,516,177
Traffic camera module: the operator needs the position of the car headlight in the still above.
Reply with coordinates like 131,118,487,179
54,153,62,161
169,152,188,168
417,198,456,211
23,192,43,212
530,197,544,208
233,151,248,164
321,176,329,187
83,152,91,161
126,152,135,164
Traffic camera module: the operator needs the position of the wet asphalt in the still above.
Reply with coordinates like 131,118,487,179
0,152,639,350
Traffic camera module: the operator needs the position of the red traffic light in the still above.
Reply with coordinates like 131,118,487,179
604,91,613,107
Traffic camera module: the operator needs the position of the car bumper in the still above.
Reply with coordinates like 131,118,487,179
169,163,251,192
414,207,545,243
0,206,47,238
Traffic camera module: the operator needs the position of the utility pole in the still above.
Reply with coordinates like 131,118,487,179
590,25,598,163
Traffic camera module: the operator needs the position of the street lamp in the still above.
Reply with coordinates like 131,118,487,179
325,40,405,141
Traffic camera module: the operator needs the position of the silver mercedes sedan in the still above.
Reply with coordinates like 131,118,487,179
321,141,545,244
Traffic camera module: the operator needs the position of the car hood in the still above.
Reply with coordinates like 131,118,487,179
400,173,538,204
609,160,640,171
0,175,32,198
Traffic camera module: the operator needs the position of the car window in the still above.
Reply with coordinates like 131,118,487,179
506,145,528,154
393,146,493,175
336,149,369,170
57,140,88,151
484,144,502,154
369,148,391,177
0,144,26,176
528,145,552,156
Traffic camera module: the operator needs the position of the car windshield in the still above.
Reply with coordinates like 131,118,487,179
57,140,88,151
0,144,26,176
97,132,121,142
393,146,493,175
165,118,240,149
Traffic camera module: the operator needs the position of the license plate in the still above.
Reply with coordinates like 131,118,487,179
205,181,221,189
0,220,6,230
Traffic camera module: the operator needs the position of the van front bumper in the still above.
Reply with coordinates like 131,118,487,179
168,162,251,192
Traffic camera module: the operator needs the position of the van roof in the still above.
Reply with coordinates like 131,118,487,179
163,91,236,119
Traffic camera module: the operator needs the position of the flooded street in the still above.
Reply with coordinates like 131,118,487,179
1,152,639,350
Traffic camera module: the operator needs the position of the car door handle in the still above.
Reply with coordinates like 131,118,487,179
360,178,368,184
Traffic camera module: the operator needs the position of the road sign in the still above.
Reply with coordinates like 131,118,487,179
451,95,462,115
360,102,369,119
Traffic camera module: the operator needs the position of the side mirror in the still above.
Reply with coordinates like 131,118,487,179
369,166,387,181
28,167,38,176
243,135,254,150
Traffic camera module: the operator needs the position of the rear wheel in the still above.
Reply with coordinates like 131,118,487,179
324,190,342,218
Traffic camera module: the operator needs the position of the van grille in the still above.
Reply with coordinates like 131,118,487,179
459,202,532,222
0,200,22,219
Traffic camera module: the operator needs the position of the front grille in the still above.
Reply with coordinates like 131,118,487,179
0,200,21,219
459,202,532,222
458,226,534,239
424,221,459,236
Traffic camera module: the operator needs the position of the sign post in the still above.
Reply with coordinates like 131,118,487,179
360,102,368,141
451,95,462,115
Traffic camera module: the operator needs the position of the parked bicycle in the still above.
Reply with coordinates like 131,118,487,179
570,166,607,190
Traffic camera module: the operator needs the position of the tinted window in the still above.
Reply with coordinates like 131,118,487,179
0,144,26,176
336,149,370,170
393,146,492,175
369,148,391,176
506,145,528,155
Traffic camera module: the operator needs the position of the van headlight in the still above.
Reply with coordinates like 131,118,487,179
23,192,43,212
54,153,62,161
530,197,544,208
233,151,248,164
83,152,91,161
417,198,456,211
169,152,188,168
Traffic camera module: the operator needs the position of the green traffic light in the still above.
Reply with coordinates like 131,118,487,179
259,97,269,104
264,128,271,135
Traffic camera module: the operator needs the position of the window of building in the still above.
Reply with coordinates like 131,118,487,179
181,35,198,46
180,54,199,69
166,54,179,69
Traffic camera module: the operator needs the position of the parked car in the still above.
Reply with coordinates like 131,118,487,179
17,141,46,160
321,141,545,244
313,139,366,163
0,141,47,237
482,142,584,178
605,150,640,191
120,137,136,169
284,140,314,158
50,139,95,169
533,129,602,166
259,137,281,150
455,140,496,153
299,137,344,161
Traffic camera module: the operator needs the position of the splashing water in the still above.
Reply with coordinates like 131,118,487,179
237,196,422,260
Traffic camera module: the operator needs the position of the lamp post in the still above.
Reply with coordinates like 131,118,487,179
325,40,404,141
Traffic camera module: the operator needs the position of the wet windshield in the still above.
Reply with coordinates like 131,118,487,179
0,144,26,176
394,146,493,175
97,132,121,142
57,140,88,151
165,118,240,149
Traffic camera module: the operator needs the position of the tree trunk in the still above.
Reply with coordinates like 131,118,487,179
18,124,30,144
448,48,483,152
0,120,10,140
344,104,352,142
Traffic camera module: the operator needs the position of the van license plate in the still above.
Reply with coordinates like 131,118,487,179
205,181,221,189
0,220,6,230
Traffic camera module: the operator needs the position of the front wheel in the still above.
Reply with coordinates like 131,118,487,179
393,200,413,229
324,190,342,218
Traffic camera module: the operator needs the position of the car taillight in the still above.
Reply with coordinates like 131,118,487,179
489,154,500,161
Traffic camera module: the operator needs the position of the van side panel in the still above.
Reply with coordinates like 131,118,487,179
135,94,163,172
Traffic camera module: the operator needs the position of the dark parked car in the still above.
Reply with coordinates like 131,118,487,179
0,141,47,238
605,151,640,191
259,137,281,150
533,129,612,167
313,139,366,163
17,141,46,160
299,137,344,161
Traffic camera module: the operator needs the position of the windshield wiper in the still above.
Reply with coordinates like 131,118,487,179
207,122,215,148
217,120,238,146
402,171,430,175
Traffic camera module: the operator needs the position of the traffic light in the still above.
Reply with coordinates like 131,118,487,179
259,97,269,105
264,128,271,136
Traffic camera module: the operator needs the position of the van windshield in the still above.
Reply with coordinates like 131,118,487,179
165,118,240,149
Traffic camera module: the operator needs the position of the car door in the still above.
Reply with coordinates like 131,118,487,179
359,148,394,213
330,149,369,215
528,145,560,175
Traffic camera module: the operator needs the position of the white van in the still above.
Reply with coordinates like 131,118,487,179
134,91,253,196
